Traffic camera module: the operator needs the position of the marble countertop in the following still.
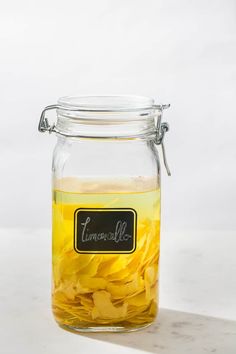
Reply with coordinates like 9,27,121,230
0,228,235,354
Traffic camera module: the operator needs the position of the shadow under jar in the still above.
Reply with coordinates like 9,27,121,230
38,95,170,332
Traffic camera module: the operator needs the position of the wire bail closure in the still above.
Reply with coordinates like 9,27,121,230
38,103,171,176
38,105,58,133
154,104,171,176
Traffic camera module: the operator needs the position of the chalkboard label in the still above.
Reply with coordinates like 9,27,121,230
74,208,137,254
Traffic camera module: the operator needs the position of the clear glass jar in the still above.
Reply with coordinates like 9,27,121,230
38,95,170,332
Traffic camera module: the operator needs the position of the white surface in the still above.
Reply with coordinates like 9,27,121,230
1,228,235,354
160,230,236,321
0,0,236,231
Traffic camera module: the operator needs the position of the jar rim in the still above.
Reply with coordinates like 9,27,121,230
57,95,155,113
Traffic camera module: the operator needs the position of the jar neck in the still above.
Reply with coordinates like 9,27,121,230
55,109,156,140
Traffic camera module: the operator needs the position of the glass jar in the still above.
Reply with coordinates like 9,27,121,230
38,95,170,332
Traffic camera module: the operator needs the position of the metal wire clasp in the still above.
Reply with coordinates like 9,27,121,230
38,105,58,133
154,104,171,176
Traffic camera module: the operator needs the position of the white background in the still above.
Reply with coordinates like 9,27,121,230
0,0,235,232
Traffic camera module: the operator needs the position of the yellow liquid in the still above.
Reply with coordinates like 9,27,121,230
52,184,160,331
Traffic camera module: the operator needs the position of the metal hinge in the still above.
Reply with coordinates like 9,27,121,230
154,104,171,176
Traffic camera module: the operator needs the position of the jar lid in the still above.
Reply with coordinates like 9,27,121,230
57,95,155,113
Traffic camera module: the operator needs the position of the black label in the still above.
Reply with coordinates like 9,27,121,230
74,208,137,254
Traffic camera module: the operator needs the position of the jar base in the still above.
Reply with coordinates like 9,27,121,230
58,322,153,333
